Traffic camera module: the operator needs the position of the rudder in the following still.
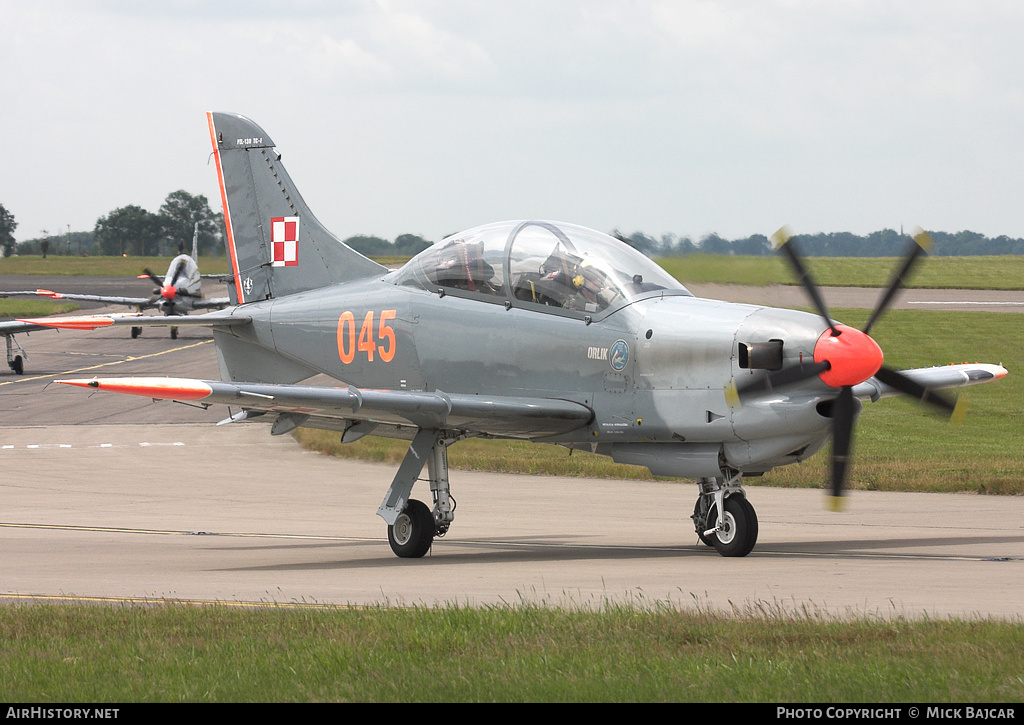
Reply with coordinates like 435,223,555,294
207,112,385,305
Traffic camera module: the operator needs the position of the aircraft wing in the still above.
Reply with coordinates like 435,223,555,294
32,289,154,307
54,377,595,439
17,310,250,330
191,297,231,309
0,290,50,298
0,319,55,335
853,363,1008,401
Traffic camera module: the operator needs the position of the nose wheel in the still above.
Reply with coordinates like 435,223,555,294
705,496,758,557
693,476,759,557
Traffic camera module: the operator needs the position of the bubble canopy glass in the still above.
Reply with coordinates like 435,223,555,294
392,220,691,317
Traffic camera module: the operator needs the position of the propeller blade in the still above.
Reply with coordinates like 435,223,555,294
168,260,187,288
773,227,839,336
862,229,932,335
872,366,966,423
828,386,856,511
735,359,832,399
142,268,162,287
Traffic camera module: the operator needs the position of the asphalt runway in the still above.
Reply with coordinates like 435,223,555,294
1,280,1022,617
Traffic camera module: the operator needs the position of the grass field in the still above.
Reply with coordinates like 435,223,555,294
4,253,1024,289
0,255,234,277
656,254,1024,290
1,602,1022,702
0,299,80,317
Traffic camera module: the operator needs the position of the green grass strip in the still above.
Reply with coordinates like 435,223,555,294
1,602,1022,702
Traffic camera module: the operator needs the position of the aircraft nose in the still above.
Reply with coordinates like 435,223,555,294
161,285,177,300
814,324,884,388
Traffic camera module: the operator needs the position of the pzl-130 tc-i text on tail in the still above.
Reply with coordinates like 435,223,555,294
46,112,1008,558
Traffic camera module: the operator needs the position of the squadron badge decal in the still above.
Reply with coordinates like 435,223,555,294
609,339,629,371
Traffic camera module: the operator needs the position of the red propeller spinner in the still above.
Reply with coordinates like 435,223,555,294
814,324,884,389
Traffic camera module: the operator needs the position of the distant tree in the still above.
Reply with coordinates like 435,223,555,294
729,234,772,256
698,232,732,255
394,233,433,255
17,231,95,256
611,230,660,257
94,205,162,256
342,235,392,256
158,190,221,256
0,202,16,257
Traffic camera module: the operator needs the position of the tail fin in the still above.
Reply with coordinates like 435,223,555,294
207,112,385,305
191,222,199,263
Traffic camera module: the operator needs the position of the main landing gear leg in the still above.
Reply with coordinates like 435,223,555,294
377,429,460,558
691,472,758,557
6,334,26,375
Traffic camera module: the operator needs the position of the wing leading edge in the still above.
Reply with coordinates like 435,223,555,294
55,377,595,439
853,363,1007,401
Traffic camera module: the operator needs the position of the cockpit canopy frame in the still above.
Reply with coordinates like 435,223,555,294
391,220,691,320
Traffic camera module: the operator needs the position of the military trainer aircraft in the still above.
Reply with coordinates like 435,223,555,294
32,112,1008,558
0,226,230,374
28,224,230,341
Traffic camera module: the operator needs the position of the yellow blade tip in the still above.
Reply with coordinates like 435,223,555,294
771,225,792,249
950,397,968,427
825,495,847,512
724,381,741,408
911,227,934,253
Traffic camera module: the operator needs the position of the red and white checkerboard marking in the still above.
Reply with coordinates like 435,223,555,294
271,216,299,267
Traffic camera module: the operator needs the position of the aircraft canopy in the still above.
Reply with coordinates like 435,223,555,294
393,220,690,315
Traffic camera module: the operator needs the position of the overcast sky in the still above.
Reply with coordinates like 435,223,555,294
3,1,1023,246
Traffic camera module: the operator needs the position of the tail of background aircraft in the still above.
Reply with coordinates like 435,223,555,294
207,112,385,305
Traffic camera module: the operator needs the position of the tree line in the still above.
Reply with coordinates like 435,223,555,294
615,228,1024,257
3,192,224,258
4,197,1024,259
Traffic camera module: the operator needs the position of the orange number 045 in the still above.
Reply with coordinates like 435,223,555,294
337,309,397,364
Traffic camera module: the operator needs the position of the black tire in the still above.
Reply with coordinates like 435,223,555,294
170,327,178,339
387,499,435,558
710,495,757,558
693,499,714,547
131,327,141,339
10,355,23,375
733,496,758,557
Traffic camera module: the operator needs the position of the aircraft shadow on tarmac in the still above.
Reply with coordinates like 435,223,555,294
211,532,1024,573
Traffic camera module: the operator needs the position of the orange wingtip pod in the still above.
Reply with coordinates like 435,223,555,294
56,377,213,401
35,289,59,298
16,315,116,330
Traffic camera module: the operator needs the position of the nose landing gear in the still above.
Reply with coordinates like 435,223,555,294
692,474,759,557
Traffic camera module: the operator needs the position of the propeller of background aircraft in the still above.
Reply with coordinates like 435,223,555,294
731,226,966,509
142,259,196,307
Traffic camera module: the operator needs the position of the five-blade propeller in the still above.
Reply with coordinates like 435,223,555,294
733,226,965,509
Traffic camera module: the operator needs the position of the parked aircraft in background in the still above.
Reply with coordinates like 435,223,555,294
30,224,230,340
37,112,1008,557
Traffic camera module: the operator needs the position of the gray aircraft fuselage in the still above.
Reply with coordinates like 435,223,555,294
223,270,833,478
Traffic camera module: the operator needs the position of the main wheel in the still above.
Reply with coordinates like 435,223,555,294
10,355,23,375
707,495,758,557
170,326,178,339
131,327,141,339
387,499,435,558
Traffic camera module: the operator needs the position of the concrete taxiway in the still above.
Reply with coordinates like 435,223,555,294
1,287,1021,617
